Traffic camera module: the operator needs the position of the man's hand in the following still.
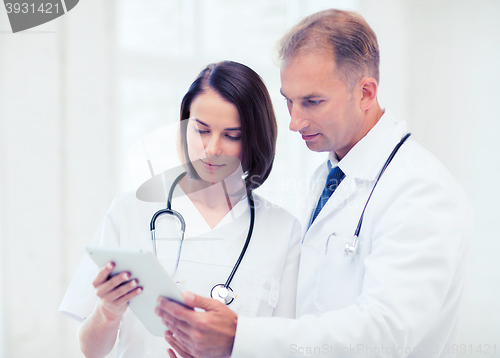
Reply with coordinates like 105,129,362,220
155,292,237,358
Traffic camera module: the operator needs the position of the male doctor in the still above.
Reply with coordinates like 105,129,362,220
156,9,472,358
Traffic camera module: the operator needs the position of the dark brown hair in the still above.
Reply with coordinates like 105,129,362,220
179,61,277,193
278,9,379,89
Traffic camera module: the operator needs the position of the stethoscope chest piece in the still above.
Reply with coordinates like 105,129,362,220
211,284,235,305
344,234,360,262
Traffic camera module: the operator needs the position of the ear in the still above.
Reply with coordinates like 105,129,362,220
359,78,378,111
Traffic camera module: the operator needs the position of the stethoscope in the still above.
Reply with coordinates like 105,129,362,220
344,133,411,260
149,171,255,305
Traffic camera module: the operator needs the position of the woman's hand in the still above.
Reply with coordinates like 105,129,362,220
92,262,143,321
78,262,142,357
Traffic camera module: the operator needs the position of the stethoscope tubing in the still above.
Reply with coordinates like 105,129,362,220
223,191,255,289
150,172,187,276
354,132,411,237
149,171,255,303
344,133,411,258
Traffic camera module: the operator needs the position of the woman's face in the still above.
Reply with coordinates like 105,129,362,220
186,89,243,184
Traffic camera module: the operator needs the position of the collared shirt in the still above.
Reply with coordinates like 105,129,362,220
233,110,473,358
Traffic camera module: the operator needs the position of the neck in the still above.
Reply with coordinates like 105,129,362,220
179,172,245,210
369,101,384,124
335,101,384,161
178,172,246,230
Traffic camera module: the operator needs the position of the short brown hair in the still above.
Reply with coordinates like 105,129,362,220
179,61,277,193
278,9,379,89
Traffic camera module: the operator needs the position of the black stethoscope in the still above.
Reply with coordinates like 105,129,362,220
150,172,255,305
344,133,411,260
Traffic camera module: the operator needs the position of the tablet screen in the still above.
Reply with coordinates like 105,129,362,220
85,246,185,336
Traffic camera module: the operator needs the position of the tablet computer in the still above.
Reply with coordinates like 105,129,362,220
85,245,186,336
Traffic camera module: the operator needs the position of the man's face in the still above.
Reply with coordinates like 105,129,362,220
280,52,366,160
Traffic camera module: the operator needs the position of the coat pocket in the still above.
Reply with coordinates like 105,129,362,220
314,233,365,312
229,271,280,317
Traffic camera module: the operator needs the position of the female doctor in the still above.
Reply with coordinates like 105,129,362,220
58,61,302,358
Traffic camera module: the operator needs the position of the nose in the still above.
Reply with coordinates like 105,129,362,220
288,103,309,132
288,104,309,133
205,135,222,157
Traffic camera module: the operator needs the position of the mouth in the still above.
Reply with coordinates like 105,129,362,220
201,160,225,171
301,133,320,141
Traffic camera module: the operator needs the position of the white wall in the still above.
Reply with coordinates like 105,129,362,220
0,0,116,356
0,0,499,357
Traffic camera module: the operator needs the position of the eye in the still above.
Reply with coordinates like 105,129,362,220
225,133,241,141
194,128,209,134
307,100,322,106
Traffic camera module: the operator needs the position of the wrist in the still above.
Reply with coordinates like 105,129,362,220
96,301,124,325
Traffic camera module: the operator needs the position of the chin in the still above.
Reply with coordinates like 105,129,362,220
199,173,226,183
305,141,330,153
193,166,233,184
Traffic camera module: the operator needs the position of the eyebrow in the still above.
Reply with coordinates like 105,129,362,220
194,118,241,131
280,89,323,100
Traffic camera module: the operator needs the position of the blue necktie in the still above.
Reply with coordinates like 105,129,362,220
310,166,345,224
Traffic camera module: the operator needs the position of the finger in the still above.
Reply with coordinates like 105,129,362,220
112,285,143,307
102,279,140,303
156,307,191,333
92,262,115,288
155,306,176,327
167,349,178,358
165,330,195,358
157,294,209,324
96,272,131,298
182,291,223,311
157,297,194,324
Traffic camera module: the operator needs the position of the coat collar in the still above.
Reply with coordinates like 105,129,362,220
333,110,408,182
304,110,409,232
170,185,249,240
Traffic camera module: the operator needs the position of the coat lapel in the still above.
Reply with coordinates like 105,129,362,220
300,164,329,233
309,176,358,227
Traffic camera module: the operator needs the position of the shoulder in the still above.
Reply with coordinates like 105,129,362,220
106,191,161,224
251,192,298,222
107,191,140,215
249,192,303,250
373,138,472,227
111,190,137,206
392,139,467,199
250,192,302,234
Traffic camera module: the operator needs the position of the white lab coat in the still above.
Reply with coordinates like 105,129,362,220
59,189,301,358
233,111,473,357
